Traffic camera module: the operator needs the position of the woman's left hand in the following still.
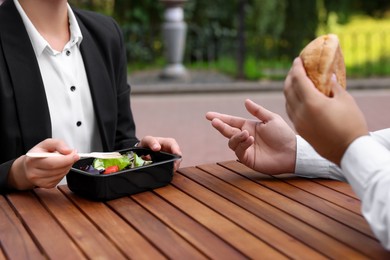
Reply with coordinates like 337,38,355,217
138,136,182,171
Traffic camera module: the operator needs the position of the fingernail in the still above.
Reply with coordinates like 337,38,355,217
331,74,337,82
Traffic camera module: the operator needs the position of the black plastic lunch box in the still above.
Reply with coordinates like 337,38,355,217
66,147,181,201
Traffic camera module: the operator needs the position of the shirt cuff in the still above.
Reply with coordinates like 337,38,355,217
295,135,333,179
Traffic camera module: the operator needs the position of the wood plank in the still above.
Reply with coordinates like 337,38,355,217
33,188,125,259
218,162,370,234
108,194,206,259
150,184,287,259
208,162,390,258
0,195,44,259
59,186,165,260
283,177,360,214
132,187,247,259
178,166,369,259
272,174,362,214
171,173,327,260
313,179,359,199
6,191,85,259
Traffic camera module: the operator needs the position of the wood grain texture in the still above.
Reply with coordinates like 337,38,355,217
171,173,326,260
7,191,85,259
0,196,44,259
108,195,205,259
1,160,390,259
33,188,124,259
59,186,165,260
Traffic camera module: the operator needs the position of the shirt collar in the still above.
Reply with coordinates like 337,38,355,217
13,0,83,56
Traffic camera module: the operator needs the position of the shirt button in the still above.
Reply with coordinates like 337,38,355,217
70,86,76,92
76,121,82,127
66,50,71,56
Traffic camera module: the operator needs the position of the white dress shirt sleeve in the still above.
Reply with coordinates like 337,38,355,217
295,128,390,250
294,135,346,181
341,135,390,250
370,128,390,149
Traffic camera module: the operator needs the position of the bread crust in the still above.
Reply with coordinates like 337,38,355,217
299,34,346,96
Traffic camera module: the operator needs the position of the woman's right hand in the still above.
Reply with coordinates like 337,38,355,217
206,99,297,175
8,139,79,190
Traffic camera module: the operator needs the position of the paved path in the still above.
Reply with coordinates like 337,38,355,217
131,88,390,168
129,69,390,94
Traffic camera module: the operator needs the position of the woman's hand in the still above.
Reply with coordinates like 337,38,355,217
138,136,182,171
284,57,369,165
206,99,297,175
8,139,79,190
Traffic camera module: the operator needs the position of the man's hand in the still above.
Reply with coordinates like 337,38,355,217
284,57,369,165
206,99,297,174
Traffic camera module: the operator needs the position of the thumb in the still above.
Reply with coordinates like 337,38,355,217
330,74,345,97
245,99,273,122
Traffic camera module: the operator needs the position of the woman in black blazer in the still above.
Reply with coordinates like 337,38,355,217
0,0,181,192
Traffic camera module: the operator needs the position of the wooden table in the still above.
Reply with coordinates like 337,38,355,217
1,160,389,259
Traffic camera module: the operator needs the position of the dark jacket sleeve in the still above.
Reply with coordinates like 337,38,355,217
0,161,14,193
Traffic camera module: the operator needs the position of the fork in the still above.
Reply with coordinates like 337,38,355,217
26,152,123,159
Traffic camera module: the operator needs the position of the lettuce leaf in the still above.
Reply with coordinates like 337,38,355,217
91,152,152,172
92,155,131,171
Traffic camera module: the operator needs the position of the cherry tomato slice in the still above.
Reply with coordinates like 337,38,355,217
104,165,119,174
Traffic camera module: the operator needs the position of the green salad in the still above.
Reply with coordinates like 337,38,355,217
80,151,153,175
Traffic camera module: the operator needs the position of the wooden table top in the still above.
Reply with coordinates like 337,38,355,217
1,160,389,259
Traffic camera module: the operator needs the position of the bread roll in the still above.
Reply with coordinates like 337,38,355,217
299,34,346,96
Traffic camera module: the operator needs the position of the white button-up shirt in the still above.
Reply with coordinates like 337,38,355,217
14,0,102,153
295,129,390,250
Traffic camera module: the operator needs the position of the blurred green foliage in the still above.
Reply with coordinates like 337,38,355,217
69,0,390,79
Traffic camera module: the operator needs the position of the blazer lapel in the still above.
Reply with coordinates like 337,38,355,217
0,1,51,151
0,1,117,152
76,18,117,151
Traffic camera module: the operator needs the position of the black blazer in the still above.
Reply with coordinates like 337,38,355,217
0,0,139,192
